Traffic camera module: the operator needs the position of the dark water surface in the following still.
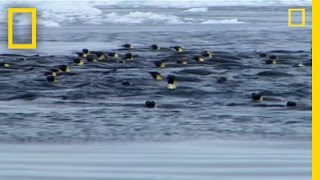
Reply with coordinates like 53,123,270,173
0,6,311,143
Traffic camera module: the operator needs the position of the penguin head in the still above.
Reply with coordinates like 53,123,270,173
176,59,187,65
58,65,71,72
73,58,84,66
0,62,10,68
287,101,297,107
202,51,213,58
82,49,90,57
193,56,205,62
46,75,56,82
171,46,183,53
124,53,134,60
151,44,160,50
149,72,163,81
96,52,107,60
145,101,156,108
87,55,98,62
123,44,133,49
265,59,277,64
167,75,177,90
108,52,119,58
251,93,263,101
154,61,165,68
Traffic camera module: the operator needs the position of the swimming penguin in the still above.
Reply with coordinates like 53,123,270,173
86,55,98,62
107,52,119,58
0,62,10,68
171,46,184,53
123,44,133,49
167,75,177,90
57,65,71,73
82,49,90,58
154,61,166,68
265,59,277,64
202,51,213,58
149,72,163,81
73,58,84,66
145,101,156,108
46,75,56,82
96,52,108,61
251,93,263,101
176,58,188,65
151,44,160,51
193,56,205,62
124,53,134,60
287,101,297,107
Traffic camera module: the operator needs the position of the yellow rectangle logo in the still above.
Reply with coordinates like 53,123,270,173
288,8,306,27
8,8,37,49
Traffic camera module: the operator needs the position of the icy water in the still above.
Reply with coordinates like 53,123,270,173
0,2,312,180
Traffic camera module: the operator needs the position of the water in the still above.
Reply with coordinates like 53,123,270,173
0,1,312,179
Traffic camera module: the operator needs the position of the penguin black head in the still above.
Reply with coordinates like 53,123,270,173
193,56,205,62
167,75,176,90
108,52,119,58
265,59,277,64
287,101,297,107
149,72,163,80
167,75,176,84
0,62,10,68
154,61,165,68
73,58,84,65
202,51,213,58
123,44,133,49
251,93,263,101
176,58,187,65
124,53,133,60
171,46,184,53
82,49,89,54
46,75,56,82
122,81,131,86
151,44,160,50
145,101,156,108
86,55,98,62
259,53,267,58
217,77,227,83
58,65,71,72
96,52,107,60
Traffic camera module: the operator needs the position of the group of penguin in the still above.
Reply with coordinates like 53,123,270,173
0,43,298,108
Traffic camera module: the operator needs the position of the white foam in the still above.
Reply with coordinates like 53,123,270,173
201,18,246,24
104,11,190,25
184,7,208,13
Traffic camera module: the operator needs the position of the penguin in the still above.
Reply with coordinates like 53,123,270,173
0,62,10,68
171,46,184,53
46,75,56,82
123,44,133,49
202,51,213,58
73,58,84,66
151,44,160,51
167,75,177,90
154,61,166,68
145,101,156,108
149,72,163,81
193,56,205,62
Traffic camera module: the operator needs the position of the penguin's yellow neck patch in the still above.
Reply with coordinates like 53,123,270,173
167,83,176,90
156,75,163,81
